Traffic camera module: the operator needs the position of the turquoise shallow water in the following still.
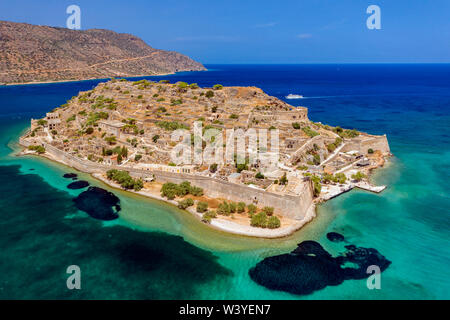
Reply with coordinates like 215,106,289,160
0,64,449,299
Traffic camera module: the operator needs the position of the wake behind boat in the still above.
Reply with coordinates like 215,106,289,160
286,94,303,99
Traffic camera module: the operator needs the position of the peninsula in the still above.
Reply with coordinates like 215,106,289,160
19,79,390,237
0,21,205,85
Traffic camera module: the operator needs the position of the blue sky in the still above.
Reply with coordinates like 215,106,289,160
1,0,449,64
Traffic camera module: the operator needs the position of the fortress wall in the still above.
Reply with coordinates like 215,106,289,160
25,141,314,220
144,171,314,220
342,135,390,155
360,135,390,154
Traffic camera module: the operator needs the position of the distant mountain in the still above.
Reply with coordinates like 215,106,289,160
0,20,206,84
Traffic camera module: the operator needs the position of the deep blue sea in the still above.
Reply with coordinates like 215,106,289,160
0,64,449,299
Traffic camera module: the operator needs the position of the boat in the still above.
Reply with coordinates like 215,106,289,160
285,94,303,99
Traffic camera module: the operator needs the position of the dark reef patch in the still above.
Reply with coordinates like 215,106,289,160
63,173,77,179
249,239,391,296
326,232,345,242
67,180,89,190
73,186,120,220
29,168,35,171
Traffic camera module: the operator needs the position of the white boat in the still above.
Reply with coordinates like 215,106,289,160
285,94,303,99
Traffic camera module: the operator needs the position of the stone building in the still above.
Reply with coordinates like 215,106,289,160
98,120,125,138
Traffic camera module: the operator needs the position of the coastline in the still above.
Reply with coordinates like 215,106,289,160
19,148,316,239
1,73,176,87
1,68,208,86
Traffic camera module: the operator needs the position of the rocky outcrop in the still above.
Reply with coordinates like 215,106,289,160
0,20,206,84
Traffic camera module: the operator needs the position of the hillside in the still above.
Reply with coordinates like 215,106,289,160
0,21,206,84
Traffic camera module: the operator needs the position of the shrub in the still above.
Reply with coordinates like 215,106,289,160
262,206,274,216
134,154,142,162
178,198,194,209
334,172,347,184
217,202,231,216
152,135,160,143
279,173,288,185
292,122,301,129
267,216,281,229
312,177,322,197
251,212,268,228
177,81,189,89
201,210,217,223
196,201,208,213
209,163,218,173
106,169,143,191
202,213,212,223
229,113,239,119
313,154,321,165
302,126,319,137
247,204,257,216
255,172,265,179
213,84,223,90
237,202,246,213
368,148,374,154
28,145,45,154
85,127,94,134
205,90,214,98
351,171,366,182
157,121,189,131
229,202,237,213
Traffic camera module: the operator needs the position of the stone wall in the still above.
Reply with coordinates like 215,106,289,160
342,135,390,155
20,138,314,220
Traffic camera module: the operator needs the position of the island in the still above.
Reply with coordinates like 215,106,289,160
19,79,391,237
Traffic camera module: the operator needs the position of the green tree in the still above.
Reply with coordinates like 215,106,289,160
279,173,288,185
351,171,366,182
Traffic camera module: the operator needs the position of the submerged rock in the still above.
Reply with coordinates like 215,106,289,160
63,173,77,179
73,187,120,220
326,232,345,242
249,239,391,296
67,180,89,190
